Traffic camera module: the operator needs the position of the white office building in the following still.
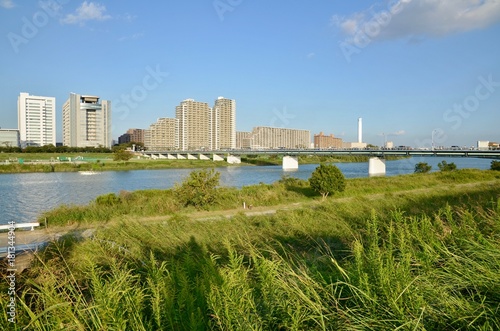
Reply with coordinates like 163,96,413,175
17,92,56,147
62,93,112,148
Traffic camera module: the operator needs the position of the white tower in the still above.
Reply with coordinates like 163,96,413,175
357,117,362,143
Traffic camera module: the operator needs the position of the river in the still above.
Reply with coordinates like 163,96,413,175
0,157,494,225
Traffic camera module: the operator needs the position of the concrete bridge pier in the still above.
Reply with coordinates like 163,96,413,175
213,154,224,162
282,156,299,171
369,157,386,176
227,155,241,164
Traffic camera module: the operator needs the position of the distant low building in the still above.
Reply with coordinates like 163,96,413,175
119,128,145,145
246,126,310,149
343,142,367,149
0,129,20,148
313,132,342,149
477,141,489,150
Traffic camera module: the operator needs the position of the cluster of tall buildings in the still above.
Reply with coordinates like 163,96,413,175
3,92,345,152
119,97,316,151
120,97,236,151
0,92,112,149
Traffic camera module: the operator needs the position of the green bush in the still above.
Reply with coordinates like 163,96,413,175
309,163,346,199
491,160,500,171
174,169,221,210
113,149,133,161
438,160,457,172
95,193,121,206
414,162,432,173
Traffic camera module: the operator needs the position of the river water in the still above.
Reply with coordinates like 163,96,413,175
0,157,494,225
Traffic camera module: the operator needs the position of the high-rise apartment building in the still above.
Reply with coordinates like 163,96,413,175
175,99,211,150
144,118,178,150
62,93,112,148
314,132,343,149
236,131,252,149
118,128,145,145
211,97,236,150
247,127,310,149
17,92,56,147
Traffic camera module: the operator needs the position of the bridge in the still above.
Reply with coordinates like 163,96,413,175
142,149,500,175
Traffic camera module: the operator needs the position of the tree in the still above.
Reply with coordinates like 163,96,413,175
113,149,134,161
437,160,457,172
174,169,221,209
491,160,500,171
308,164,346,200
414,162,432,173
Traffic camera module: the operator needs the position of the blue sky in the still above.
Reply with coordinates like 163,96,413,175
1,0,499,147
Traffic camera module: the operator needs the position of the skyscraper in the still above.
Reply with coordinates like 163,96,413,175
211,97,236,150
17,92,56,147
62,93,112,148
175,99,211,150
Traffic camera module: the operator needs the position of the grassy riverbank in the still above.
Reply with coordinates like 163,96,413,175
1,170,500,329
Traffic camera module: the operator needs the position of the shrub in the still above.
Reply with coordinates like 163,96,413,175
174,169,221,209
309,163,346,200
95,193,121,206
113,150,133,161
438,160,457,172
414,162,432,173
491,160,500,171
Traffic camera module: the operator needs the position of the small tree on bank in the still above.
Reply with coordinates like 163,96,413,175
309,164,346,200
491,160,500,171
175,169,221,209
438,160,457,172
414,162,432,173
113,149,134,161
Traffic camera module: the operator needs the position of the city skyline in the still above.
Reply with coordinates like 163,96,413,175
1,1,499,148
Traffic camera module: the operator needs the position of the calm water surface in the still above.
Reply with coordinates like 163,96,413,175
0,157,493,225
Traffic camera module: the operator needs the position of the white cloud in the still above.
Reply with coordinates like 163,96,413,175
0,0,14,9
61,1,111,25
118,33,144,42
306,52,316,59
393,130,406,136
332,0,500,42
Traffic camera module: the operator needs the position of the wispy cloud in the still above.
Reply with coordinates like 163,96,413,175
0,0,14,9
379,130,406,136
332,0,500,42
393,130,406,136
306,52,316,59
117,13,136,23
118,33,144,42
61,1,111,25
